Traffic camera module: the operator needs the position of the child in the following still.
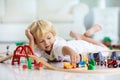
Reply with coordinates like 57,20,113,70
25,20,109,64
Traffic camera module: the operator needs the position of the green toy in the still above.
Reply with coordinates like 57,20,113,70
88,64,94,70
109,45,113,50
103,36,112,42
27,58,32,69
89,60,96,66
15,42,26,46
88,60,96,70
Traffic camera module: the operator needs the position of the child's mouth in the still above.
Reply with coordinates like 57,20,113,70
45,45,50,49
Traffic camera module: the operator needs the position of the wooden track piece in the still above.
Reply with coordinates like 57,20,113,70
0,54,13,63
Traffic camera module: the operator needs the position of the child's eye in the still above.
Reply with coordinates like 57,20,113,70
39,40,44,43
47,37,51,39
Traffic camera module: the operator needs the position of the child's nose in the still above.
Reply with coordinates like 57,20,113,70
44,40,49,45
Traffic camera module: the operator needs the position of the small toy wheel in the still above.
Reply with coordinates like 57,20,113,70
113,64,118,68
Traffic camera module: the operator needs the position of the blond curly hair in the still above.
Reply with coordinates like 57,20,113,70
28,20,56,41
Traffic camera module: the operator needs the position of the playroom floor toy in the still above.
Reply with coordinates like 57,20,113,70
1,45,120,73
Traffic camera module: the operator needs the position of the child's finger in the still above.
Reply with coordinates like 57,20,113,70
76,55,80,63
71,55,77,64
70,56,75,64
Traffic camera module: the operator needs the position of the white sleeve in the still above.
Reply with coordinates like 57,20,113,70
53,45,64,56
53,43,71,61
52,37,67,56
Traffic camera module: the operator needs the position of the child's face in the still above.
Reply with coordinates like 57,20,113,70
36,32,55,52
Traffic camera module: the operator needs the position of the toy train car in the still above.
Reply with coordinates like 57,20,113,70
88,51,120,68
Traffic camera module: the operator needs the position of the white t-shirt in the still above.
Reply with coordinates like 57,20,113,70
34,36,109,62
34,37,68,62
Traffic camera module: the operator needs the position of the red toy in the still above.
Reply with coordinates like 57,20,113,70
107,59,118,68
11,45,36,65
22,64,28,69
34,62,43,69
11,45,44,70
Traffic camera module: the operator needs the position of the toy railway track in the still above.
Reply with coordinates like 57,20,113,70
29,55,120,73
1,50,120,73
0,54,13,63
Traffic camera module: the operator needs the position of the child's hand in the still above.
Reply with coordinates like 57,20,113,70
70,53,80,64
62,46,80,64
25,29,34,41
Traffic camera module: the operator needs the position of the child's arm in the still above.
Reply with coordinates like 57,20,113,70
25,29,35,52
82,36,106,47
62,46,80,64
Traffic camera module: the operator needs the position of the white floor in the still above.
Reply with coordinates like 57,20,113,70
0,62,120,80
0,43,120,80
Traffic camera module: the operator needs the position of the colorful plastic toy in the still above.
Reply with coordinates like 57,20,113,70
88,53,94,62
102,36,112,47
11,45,35,65
34,62,43,69
64,62,76,69
15,42,26,46
77,61,87,68
6,45,10,55
22,64,28,70
89,59,96,66
88,64,95,70
107,58,118,68
11,45,44,70
27,58,32,69
93,52,105,66
111,51,119,60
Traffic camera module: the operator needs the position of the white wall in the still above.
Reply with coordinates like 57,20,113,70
0,0,5,21
0,23,29,42
93,8,119,43
0,0,89,42
2,0,36,23
37,0,79,21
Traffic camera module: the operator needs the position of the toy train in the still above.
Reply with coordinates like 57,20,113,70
64,51,120,69
88,51,120,68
